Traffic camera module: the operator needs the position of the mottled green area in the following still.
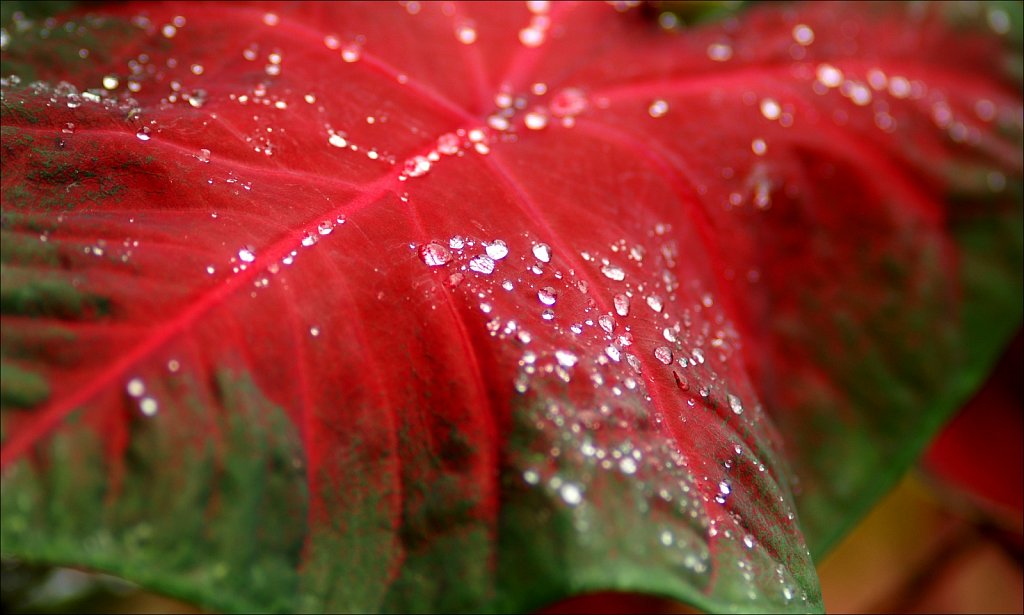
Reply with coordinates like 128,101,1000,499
0,266,109,319
0,369,309,614
0,7,136,84
0,122,131,212
0,362,49,409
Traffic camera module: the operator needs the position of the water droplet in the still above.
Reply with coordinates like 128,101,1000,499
102,75,119,90
449,236,465,250
555,350,578,367
613,294,630,316
328,133,347,148
341,43,361,63
310,326,320,337
760,98,781,120
62,122,75,135
523,469,540,484
648,99,669,118
541,308,555,321
519,26,545,47
469,254,495,275
619,457,637,474
551,482,583,509
317,221,334,236
401,155,431,178
140,397,158,416
654,346,673,364
598,314,615,333
605,346,621,362
601,264,625,281
707,42,733,62
673,371,689,391
455,22,477,45
792,24,814,46
530,243,552,264
524,110,548,130
419,242,451,267
301,232,318,247
262,12,279,26
646,294,663,312
167,360,180,372
136,126,152,141
719,480,731,496
751,138,767,156
663,327,677,343
537,287,557,306
161,24,177,38
485,240,509,260
728,393,744,414
238,247,256,263
816,64,843,88
126,378,145,397
196,148,211,163
550,88,588,118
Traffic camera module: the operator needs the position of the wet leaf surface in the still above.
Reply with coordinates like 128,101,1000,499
1,2,1021,613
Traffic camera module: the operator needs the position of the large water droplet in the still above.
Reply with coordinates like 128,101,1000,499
601,264,625,281
537,287,557,306
532,242,552,263
485,240,509,260
598,314,614,333
555,350,578,367
728,393,744,415
469,254,495,275
419,242,451,267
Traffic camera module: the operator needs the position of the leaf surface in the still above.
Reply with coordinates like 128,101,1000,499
1,2,1020,613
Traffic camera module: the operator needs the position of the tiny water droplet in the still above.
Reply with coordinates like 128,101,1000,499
648,99,669,118
136,126,152,141
524,110,548,130
328,133,348,148
196,148,211,163
341,43,361,63
605,346,621,362
760,98,781,121
310,326,320,337
646,294,663,312
598,314,615,333
559,482,583,506
102,75,119,90
792,24,814,46
707,42,733,62
419,242,451,267
238,247,256,263
751,138,766,156
126,378,145,397
449,236,465,249
541,308,555,321
654,346,673,365
301,232,318,247
140,397,159,416
317,220,334,236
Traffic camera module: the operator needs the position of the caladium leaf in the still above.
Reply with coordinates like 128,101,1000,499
1,2,1020,613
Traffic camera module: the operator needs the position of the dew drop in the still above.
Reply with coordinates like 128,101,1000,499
524,110,548,130
469,254,495,275
449,236,465,249
301,232,318,247
317,221,334,236
613,293,630,316
238,247,256,263
136,126,152,141
140,397,159,416
555,350,578,367
646,294,663,313
600,264,625,281
328,133,348,148
759,98,781,121
751,138,767,156
654,346,673,365
532,242,552,263
196,148,211,163
541,308,555,321
816,64,843,88
519,26,545,47
620,457,637,474
728,394,744,414
485,240,509,260
560,482,583,506
126,378,145,397
792,24,814,46
605,346,621,362
537,287,557,306
341,43,361,63
309,326,320,337
648,99,669,118
403,154,431,178
419,242,451,267
598,314,615,333
455,23,477,45
707,42,733,62
102,75,119,90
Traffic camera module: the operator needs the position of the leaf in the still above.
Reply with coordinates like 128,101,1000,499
1,2,1020,613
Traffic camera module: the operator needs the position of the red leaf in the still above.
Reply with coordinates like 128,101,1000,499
1,2,1020,613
